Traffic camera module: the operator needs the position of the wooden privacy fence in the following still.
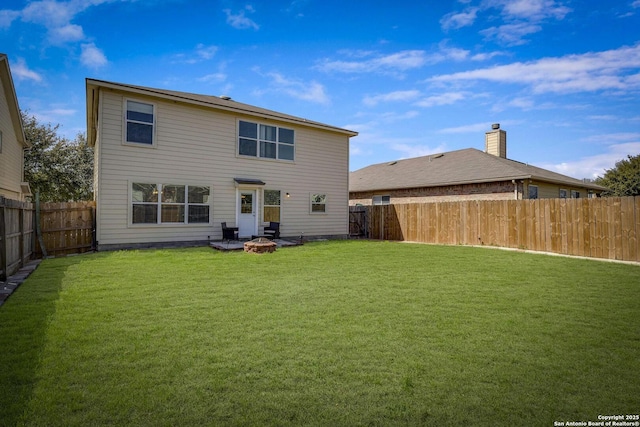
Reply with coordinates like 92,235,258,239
355,196,640,263
36,201,96,258
0,197,35,280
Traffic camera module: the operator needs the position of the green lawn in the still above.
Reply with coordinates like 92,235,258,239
1,240,639,426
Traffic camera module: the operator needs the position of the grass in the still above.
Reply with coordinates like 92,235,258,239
1,240,639,426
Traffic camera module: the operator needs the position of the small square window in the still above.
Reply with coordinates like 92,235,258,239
125,100,155,145
311,193,327,213
529,185,538,200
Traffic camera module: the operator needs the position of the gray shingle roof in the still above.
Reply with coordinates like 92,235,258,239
86,78,357,139
349,148,606,192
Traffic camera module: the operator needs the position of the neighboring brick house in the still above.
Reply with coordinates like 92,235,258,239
349,124,606,206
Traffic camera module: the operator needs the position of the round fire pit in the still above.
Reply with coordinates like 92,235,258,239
244,237,277,254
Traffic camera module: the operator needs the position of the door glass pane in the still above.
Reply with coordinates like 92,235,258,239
241,193,253,214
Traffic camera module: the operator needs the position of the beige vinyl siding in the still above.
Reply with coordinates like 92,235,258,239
528,181,592,199
0,79,22,200
95,89,349,246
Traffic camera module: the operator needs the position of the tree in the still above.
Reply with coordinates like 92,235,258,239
22,111,94,202
595,154,640,197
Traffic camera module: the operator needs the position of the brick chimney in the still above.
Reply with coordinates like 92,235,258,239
485,123,507,158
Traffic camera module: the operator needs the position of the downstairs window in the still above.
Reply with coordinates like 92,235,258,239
132,183,211,224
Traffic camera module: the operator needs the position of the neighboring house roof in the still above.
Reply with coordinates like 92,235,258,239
86,78,357,147
350,148,607,192
0,53,28,148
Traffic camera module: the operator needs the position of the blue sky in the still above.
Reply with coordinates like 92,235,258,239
1,0,639,178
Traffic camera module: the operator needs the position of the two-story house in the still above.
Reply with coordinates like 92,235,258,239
86,79,357,250
0,54,30,201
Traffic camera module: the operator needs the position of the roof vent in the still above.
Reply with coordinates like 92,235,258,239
220,95,231,100
388,161,398,166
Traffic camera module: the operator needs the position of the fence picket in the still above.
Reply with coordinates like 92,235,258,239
350,197,640,263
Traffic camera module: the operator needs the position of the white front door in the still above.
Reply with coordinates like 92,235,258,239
237,190,257,238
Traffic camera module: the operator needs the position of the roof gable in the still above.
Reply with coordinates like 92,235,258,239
0,54,27,148
350,148,606,192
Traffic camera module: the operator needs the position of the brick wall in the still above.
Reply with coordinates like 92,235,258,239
350,180,519,205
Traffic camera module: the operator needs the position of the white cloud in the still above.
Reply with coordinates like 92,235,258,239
196,44,218,60
174,44,219,64
392,143,449,159
49,23,85,43
316,50,428,76
258,72,330,105
415,92,467,107
438,122,493,134
197,73,227,83
490,0,571,21
440,7,479,30
440,0,572,45
470,51,507,61
0,9,20,28
80,43,108,68
430,44,640,94
363,90,421,107
224,6,259,30
633,0,640,7
481,22,542,46
11,58,43,82
537,141,640,179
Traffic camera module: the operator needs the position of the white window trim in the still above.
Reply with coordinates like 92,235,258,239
310,193,327,214
237,119,295,162
128,180,212,227
123,98,157,148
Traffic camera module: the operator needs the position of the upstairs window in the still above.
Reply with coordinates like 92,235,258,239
238,120,294,161
126,100,155,145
